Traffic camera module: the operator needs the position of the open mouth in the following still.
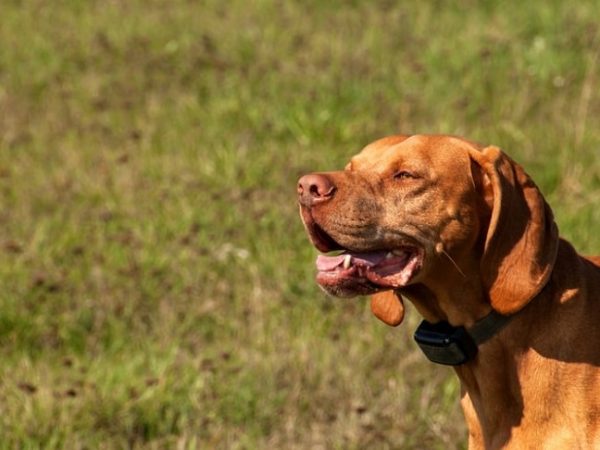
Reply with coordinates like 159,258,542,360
316,248,423,297
300,206,423,297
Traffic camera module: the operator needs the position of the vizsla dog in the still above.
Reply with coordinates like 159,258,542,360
297,135,600,449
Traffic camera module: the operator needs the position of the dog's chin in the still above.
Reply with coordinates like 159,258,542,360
317,276,381,298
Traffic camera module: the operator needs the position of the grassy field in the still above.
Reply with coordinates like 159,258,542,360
1,0,600,448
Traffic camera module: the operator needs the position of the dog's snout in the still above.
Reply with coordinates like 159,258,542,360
297,173,336,207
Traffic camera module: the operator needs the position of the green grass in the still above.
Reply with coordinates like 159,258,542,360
1,0,600,447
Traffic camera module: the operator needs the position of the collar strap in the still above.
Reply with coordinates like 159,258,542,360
413,310,511,366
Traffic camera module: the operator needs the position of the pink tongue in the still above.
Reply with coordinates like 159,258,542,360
316,251,388,271
316,254,346,271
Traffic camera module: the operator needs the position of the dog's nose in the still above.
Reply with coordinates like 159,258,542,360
297,173,336,207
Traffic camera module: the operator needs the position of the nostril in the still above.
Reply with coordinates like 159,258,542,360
321,184,336,197
297,173,336,205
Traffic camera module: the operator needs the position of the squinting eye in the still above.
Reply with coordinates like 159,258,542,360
393,171,416,180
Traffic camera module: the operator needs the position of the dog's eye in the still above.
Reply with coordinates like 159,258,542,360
393,171,417,180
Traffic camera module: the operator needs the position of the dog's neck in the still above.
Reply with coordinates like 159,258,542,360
401,255,545,446
402,255,493,327
453,298,539,447
404,239,598,448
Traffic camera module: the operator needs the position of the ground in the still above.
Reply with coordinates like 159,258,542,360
1,0,600,448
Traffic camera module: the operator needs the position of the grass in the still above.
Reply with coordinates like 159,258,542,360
1,0,600,448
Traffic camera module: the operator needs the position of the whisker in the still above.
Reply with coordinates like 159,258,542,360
441,249,467,278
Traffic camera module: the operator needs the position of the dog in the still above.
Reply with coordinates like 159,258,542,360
297,135,600,449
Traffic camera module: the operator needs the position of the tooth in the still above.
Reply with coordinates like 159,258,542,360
386,252,393,259
392,250,405,256
343,254,352,269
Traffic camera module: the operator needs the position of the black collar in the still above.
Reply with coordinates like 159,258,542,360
413,310,511,366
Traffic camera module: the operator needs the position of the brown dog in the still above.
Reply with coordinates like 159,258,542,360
297,135,600,449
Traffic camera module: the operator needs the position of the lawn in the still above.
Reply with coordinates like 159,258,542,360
1,0,600,448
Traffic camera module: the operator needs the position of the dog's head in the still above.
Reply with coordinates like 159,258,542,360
298,135,558,326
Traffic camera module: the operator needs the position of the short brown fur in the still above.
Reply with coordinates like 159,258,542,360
298,135,600,449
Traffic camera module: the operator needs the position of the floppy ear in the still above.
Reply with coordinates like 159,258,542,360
370,290,405,326
469,146,559,315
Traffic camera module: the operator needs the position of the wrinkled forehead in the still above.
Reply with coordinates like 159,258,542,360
349,135,478,173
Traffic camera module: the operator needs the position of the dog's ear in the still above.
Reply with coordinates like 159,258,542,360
371,290,405,326
469,146,559,315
